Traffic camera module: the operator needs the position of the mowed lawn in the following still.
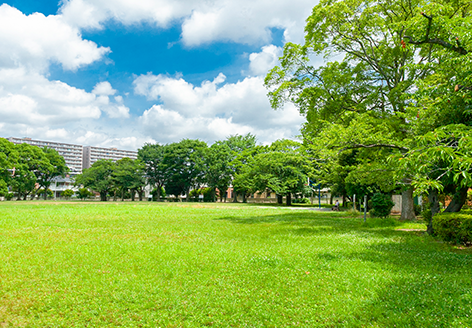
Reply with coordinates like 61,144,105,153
0,202,471,327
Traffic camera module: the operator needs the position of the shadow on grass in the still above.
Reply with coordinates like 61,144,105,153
216,211,404,239
218,211,472,326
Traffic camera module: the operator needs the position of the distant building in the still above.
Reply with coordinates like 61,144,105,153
82,146,138,169
8,137,83,174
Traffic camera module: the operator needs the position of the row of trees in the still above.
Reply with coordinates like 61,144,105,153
265,0,472,232
75,135,314,205
0,138,69,200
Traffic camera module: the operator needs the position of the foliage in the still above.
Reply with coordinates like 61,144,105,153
151,187,166,201
204,142,233,202
76,188,92,200
12,143,50,200
0,179,8,197
35,147,69,199
369,193,395,218
75,160,115,201
113,158,146,201
61,189,74,199
292,198,310,204
138,143,167,201
234,140,313,205
163,139,207,199
433,212,472,245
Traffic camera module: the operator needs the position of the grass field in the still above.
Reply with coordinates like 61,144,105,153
0,202,471,327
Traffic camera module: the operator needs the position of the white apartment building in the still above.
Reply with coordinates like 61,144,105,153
82,146,138,169
8,137,83,174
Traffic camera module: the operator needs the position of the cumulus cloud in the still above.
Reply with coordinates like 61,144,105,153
59,0,315,46
248,45,283,76
135,72,305,144
0,4,109,72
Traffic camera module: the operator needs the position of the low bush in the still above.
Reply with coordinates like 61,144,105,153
292,198,310,204
370,193,395,218
433,212,472,245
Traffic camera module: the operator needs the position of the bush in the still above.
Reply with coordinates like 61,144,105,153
292,198,310,204
61,189,74,199
421,209,432,223
5,193,14,201
433,213,472,245
414,204,422,216
76,188,92,200
369,193,394,218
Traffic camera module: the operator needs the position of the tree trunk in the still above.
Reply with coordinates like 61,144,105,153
286,193,292,206
138,189,143,201
342,194,346,207
156,186,161,202
277,194,283,204
242,192,247,203
131,190,136,201
427,188,440,235
444,186,468,213
330,193,334,205
232,189,239,203
100,192,108,202
113,191,117,201
121,189,125,201
400,187,416,220
43,190,47,200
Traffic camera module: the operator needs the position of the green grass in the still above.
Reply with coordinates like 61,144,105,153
0,202,471,327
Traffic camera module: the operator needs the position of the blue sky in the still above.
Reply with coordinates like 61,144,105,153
0,0,315,150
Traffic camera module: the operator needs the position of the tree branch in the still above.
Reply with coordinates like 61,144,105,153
338,143,409,153
404,13,469,55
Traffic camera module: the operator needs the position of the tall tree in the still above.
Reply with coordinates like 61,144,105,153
12,143,50,200
204,142,234,202
113,158,146,201
138,143,167,201
163,139,207,201
0,138,18,195
265,0,439,219
36,147,69,200
75,160,115,201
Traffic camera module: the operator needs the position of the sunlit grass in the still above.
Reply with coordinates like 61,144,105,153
0,202,470,327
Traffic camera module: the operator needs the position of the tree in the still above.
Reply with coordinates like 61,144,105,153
75,160,115,201
76,188,92,200
204,142,233,202
234,140,313,206
138,143,167,201
113,158,146,201
0,138,18,195
224,134,257,202
265,0,438,219
163,139,207,200
36,147,69,200
12,143,50,200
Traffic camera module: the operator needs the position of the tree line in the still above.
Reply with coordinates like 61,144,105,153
74,135,313,205
0,138,68,200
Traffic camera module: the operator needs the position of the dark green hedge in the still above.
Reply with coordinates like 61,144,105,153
432,213,472,245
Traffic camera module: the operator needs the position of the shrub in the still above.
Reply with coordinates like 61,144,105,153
61,189,74,199
76,188,92,200
433,213,472,245
369,193,394,218
421,209,432,223
5,193,14,201
293,198,310,204
414,204,422,216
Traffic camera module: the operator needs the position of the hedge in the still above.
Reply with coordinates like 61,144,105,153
432,212,472,246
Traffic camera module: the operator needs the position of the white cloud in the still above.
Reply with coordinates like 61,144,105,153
92,81,117,96
135,73,305,144
60,0,316,46
248,45,283,76
0,4,109,72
